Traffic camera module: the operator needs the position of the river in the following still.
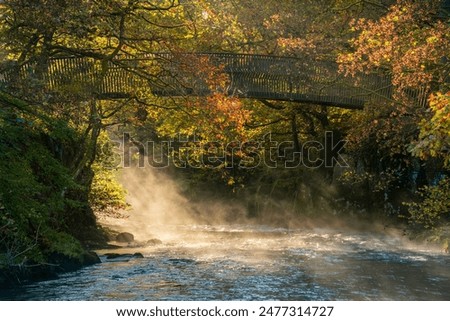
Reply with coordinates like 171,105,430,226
2,223,449,300
3,167,449,301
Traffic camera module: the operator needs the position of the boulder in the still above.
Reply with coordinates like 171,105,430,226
115,232,134,243
82,251,101,265
104,252,144,261
145,238,163,246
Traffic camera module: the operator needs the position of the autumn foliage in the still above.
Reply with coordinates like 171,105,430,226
338,0,449,104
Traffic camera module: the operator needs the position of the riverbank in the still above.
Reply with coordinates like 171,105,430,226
0,250,101,289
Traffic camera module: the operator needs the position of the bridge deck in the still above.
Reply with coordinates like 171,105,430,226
0,53,428,109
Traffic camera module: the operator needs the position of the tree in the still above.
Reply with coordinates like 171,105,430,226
1,0,230,282
410,92,450,167
335,0,449,231
337,0,449,168
338,0,448,102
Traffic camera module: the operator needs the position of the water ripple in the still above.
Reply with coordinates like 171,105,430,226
1,226,449,300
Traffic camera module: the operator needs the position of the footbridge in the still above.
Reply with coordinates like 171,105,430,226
0,53,427,109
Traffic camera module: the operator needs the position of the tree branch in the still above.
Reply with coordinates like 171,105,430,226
259,99,286,110
244,118,287,129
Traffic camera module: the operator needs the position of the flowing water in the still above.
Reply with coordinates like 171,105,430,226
2,167,449,300
2,224,450,300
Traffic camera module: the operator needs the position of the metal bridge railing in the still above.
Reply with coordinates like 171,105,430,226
0,53,428,109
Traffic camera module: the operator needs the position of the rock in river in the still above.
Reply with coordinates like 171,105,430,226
104,253,144,262
115,232,135,243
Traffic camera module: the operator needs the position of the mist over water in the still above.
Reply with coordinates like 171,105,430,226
108,163,423,250
3,164,450,300
117,166,197,237
111,164,252,242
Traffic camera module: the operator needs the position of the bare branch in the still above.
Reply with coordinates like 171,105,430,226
245,118,287,129
259,99,286,110
135,0,180,12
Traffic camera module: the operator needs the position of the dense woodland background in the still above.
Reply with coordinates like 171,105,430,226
0,0,449,286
